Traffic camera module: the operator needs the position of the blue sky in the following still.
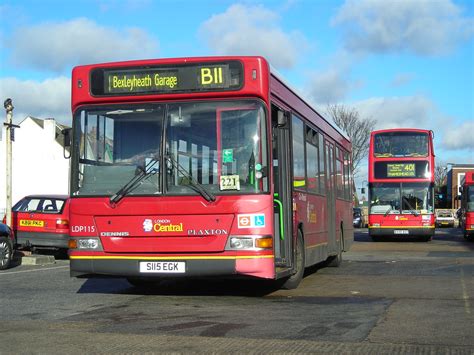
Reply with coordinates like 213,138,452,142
0,0,473,189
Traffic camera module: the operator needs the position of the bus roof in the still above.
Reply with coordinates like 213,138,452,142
72,55,350,145
269,63,350,143
371,128,433,135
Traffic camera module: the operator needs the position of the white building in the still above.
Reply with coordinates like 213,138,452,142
0,117,70,214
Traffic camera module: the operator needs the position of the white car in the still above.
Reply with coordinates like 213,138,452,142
435,210,455,228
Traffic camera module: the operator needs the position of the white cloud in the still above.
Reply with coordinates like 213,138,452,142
0,77,71,125
304,49,364,104
351,95,473,163
442,121,474,151
353,95,437,129
332,0,474,56
199,4,307,69
306,68,353,104
9,18,159,73
390,73,416,87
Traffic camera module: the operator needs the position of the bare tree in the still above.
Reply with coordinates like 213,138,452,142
434,163,448,188
326,104,377,176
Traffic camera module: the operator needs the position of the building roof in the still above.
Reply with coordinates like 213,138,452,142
449,164,474,169
21,116,71,149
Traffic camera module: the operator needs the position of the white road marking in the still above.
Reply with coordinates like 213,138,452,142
460,268,471,315
0,265,69,276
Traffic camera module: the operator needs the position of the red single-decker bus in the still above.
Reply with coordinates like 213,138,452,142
368,128,435,241
67,56,353,289
460,171,474,241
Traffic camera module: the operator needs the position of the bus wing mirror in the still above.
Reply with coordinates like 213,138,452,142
62,128,71,159
63,128,71,147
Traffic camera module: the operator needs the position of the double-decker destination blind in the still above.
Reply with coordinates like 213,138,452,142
374,161,429,179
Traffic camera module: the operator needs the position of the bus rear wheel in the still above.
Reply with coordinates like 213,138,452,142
327,230,343,267
281,231,305,290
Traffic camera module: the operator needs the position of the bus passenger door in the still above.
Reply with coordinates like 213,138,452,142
271,105,293,269
325,141,337,253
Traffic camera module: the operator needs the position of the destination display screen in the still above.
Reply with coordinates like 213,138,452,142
387,163,416,177
374,161,429,179
90,61,243,96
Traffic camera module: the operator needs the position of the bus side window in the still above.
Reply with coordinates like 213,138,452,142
292,115,306,190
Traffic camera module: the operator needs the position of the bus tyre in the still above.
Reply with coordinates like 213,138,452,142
0,236,13,270
281,231,305,290
327,233,343,267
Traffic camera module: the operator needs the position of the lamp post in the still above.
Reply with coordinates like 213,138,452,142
445,162,458,210
3,99,14,226
358,180,368,205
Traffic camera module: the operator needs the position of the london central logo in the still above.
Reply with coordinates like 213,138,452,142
142,219,183,233
143,219,153,232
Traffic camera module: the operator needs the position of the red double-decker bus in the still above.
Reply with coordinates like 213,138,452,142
368,128,435,241
460,172,474,241
67,56,353,289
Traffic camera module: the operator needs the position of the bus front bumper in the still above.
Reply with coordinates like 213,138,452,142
69,255,275,279
369,227,435,237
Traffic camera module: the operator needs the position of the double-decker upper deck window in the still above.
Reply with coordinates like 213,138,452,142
374,132,429,157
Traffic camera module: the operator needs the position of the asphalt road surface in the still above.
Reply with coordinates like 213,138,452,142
0,227,472,354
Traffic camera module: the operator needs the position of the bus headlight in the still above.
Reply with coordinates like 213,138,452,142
226,236,273,250
69,238,103,251
230,237,253,249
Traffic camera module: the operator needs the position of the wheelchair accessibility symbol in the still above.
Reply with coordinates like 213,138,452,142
254,215,265,227
237,214,266,228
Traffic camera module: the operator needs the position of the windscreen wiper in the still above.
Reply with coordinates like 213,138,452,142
166,153,216,203
110,158,159,204
402,197,419,216
384,206,393,217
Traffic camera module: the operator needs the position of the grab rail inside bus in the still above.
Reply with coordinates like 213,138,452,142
274,193,285,240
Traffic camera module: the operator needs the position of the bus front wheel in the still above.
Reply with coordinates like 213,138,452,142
281,231,305,290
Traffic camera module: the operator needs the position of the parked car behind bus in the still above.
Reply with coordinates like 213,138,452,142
353,207,365,228
435,209,455,228
7,195,70,251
